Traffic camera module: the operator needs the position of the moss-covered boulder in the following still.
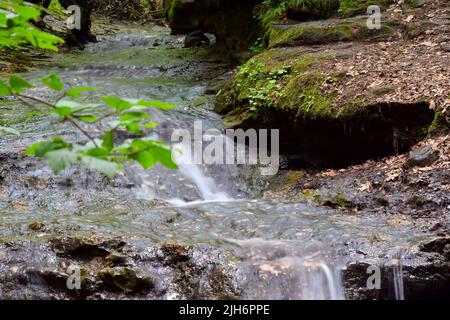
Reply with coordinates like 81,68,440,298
268,18,399,47
163,0,261,49
215,46,438,166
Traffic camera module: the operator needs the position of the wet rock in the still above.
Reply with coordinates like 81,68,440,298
184,30,210,48
419,236,450,256
50,236,126,259
97,267,153,293
405,145,439,168
105,253,129,266
28,222,46,232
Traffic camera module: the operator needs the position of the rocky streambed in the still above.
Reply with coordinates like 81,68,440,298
0,13,449,299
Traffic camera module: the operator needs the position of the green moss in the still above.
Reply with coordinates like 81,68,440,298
372,86,394,96
280,71,337,118
269,22,356,47
338,0,393,15
428,111,450,135
334,194,347,208
268,17,398,47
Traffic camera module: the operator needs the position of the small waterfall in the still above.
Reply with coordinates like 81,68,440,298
391,249,405,300
392,260,404,300
234,239,345,300
386,247,405,300
169,141,231,204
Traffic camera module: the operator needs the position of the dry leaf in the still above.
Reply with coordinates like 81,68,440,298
358,181,372,192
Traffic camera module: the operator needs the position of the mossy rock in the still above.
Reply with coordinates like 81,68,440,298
97,267,153,293
428,110,450,136
268,18,400,47
215,48,435,167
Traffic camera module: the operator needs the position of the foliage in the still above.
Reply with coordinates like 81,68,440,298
0,1,177,177
0,0,64,50
0,73,178,177
236,59,292,114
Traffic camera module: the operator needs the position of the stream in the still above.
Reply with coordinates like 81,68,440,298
0,24,434,300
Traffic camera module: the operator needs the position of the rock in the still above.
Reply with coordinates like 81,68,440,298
405,145,438,168
184,30,210,48
163,0,260,49
105,252,129,266
50,236,126,258
97,267,153,293
419,236,450,256
215,49,435,167
28,221,46,231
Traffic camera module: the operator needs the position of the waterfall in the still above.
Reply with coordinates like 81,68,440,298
169,141,231,204
386,247,405,300
233,238,345,300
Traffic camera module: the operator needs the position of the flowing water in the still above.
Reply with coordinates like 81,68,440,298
0,24,431,299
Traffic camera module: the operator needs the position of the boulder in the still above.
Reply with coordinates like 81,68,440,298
163,0,261,49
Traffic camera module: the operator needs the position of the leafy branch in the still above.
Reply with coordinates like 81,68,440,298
0,73,178,178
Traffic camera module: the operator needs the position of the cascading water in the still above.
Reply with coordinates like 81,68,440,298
387,248,405,300
169,141,231,204
233,239,345,300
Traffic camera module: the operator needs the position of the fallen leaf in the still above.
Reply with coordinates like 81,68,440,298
358,181,372,192
405,15,414,22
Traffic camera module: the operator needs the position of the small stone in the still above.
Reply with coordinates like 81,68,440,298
105,252,128,266
379,42,388,50
405,145,438,168
440,43,450,52
28,221,46,231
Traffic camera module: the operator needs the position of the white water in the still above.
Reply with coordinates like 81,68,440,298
232,238,345,300
168,141,231,204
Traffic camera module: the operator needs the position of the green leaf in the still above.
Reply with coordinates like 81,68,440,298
135,99,176,110
142,122,158,128
101,96,133,111
81,155,118,178
151,145,178,169
83,147,109,157
11,3,41,22
119,111,149,122
39,74,64,91
124,122,142,134
76,115,98,122
44,149,77,174
64,87,96,98
134,150,156,169
51,106,73,117
0,126,20,136
54,100,99,118
9,75,34,93
26,137,68,157
102,131,114,152
0,80,12,96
